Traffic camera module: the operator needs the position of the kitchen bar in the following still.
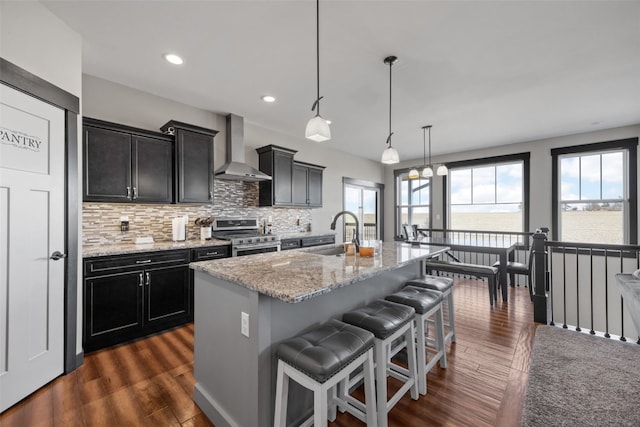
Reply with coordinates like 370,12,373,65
190,242,448,427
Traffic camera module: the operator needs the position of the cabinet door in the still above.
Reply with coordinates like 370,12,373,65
273,150,293,205
176,129,213,203
84,271,143,352
307,167,323,207
133,135,173,203
292,163,309,206
145,265,191,327
83,126,132,202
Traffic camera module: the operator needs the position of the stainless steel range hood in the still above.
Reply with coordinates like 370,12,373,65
214,114,272,182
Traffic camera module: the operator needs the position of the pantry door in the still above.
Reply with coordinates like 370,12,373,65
0,83,66,412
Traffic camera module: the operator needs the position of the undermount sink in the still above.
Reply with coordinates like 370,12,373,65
307,246,346,256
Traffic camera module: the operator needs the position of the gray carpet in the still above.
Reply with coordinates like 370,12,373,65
522,326,640,426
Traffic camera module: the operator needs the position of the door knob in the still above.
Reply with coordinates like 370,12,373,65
50,251,67,260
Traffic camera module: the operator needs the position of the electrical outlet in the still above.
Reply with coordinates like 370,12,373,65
241,312,249,338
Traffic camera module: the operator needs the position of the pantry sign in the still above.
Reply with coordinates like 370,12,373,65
0,100,50,175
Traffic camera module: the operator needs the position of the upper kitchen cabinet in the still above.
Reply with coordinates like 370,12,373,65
83,118,172,203
292,161,325,207
161,120,218,204
257,145,296,206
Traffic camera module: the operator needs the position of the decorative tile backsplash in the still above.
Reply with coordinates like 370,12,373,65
83,180,312,246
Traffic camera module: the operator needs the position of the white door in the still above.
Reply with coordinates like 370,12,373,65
344,184,381,241
0,83,65,412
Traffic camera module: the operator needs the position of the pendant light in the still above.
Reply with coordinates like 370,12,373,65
381,55,400,164
422,125,434,177
305,0,331,142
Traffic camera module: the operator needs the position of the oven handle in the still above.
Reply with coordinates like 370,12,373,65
232,243,281,256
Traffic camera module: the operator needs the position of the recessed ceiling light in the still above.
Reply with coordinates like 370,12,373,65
164,53,184,65
261,95,276,103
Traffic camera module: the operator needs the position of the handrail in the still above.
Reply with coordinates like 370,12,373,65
415,227,534,238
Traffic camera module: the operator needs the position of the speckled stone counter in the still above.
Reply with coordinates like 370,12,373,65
192,242,448,427
83,239,230,257
190,241,443,303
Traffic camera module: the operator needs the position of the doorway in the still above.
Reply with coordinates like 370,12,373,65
342,178,384,243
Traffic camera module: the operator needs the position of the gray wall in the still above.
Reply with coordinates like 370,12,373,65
384,124,640,240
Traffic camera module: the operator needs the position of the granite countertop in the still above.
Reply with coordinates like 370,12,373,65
83,239,231,258
190,242,448,303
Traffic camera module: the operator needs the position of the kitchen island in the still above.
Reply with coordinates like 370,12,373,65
190,242,448,427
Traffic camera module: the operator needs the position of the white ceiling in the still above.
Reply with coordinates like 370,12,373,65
42,0,640,163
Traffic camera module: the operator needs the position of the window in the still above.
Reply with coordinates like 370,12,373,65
343,178,384,241
446,153,529,232
394,170,430,237
552,138,638,244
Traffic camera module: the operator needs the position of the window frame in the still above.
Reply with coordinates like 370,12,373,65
393,168,432,239
443,152,530,232
551,138,638,244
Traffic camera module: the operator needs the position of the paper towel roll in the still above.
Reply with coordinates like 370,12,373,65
172,217,186,241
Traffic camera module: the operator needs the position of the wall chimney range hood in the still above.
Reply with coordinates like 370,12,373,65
214,114,272,182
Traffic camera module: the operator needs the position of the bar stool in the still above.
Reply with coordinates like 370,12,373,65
407,275,456,349
385,286,446,395
342,299,418,427
274,319,377,427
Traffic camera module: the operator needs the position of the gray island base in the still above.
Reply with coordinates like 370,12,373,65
191,242,448,427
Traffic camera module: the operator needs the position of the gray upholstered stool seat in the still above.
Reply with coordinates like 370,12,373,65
406,275,454,293
343,299,418,427
342,298,415,339
407,274,457,347
385,286,447,396
385,285,443,314
277,319,375,383
274,319,378,426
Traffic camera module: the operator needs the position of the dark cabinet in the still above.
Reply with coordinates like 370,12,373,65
281,238,301,251
191,245,230,261
83,249,191,352
257,145,296,206
83,118,172,203
293,161,325,207
161,121,218,204
257,145,324,208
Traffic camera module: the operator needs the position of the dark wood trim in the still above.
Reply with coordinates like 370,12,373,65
65,112,79,373
160,120,219,137
84,117,172,142
2,58,80,372
443,152,530,169
255,144,297,155
342,177,385,190
551,138,638,244
0,58,79,113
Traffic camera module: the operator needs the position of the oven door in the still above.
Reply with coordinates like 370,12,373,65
232,242,281,257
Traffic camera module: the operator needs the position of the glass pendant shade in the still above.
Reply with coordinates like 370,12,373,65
305,115,331,142
408,167,420,179
381,146,400,164
422,166,434,177
437,164,449,176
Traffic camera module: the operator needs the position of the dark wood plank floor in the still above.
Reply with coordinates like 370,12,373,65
0,278,537,426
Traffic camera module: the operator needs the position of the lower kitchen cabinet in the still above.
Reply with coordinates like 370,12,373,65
83,250,191,352
281,235,335,250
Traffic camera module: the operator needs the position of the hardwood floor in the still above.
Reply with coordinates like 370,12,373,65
0,278,537,427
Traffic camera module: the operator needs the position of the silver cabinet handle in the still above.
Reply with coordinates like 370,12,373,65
139,273,144,287
209,190,213,201
133,187,138,199
50,251,67,260
205,252,220,256
145,272,150,286
136,259,152,264
127,186,132,199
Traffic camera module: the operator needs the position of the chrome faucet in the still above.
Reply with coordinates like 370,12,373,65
330,211,360,253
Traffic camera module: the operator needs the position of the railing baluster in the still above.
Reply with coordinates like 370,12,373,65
589,248,595,335
563,245,568,329
604,248,610,338
620,250,626,342
549,246,555,327
575,246,580,332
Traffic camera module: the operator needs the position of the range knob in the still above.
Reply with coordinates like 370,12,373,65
238,239,244,244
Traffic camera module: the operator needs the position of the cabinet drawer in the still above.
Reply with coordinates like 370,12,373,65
281,239,301,250
84,250,190,277
192,245,229,261
300,235,335,247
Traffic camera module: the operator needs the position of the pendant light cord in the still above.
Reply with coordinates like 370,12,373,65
314,0,321,116
387,59,392,146
423,126,426,166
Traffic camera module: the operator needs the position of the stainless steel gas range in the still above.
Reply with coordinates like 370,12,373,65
211,217,281,257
